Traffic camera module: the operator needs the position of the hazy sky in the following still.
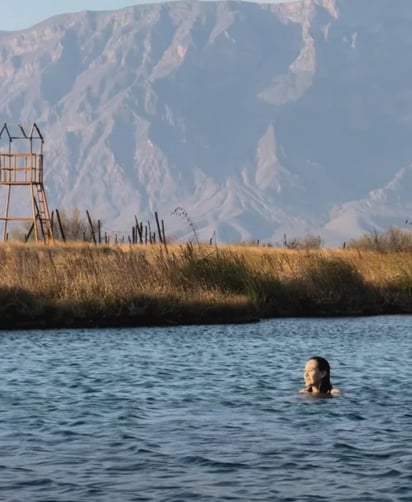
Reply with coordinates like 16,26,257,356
0,0,296,31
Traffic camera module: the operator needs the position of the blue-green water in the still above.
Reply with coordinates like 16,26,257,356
1,316,412,501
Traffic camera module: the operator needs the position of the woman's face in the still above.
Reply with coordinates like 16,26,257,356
304,359,326,387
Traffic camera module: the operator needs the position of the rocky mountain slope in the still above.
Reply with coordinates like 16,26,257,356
0,0,411,246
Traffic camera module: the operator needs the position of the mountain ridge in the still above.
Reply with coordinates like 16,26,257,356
0,0,411,246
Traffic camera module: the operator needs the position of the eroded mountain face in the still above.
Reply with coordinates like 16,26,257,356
0,0,411,245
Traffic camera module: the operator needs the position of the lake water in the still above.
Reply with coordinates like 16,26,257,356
0,316,411,501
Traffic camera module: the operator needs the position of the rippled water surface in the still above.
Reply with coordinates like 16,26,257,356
1,316,412,501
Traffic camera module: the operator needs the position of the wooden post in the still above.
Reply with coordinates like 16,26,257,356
155,211,163,244
138,222,143,243
86,209,97,245
25,223,34,243
55,208,66,242
161,219,166,245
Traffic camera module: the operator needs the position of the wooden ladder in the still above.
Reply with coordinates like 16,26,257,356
34,184,53,243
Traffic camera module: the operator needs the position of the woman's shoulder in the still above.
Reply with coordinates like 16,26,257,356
298,387,342,396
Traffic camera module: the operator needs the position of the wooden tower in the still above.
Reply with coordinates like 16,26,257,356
0,123,54,243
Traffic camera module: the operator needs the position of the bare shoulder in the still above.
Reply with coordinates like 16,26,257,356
331,387,342,395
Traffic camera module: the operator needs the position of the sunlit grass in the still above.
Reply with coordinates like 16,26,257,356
1,241,412,329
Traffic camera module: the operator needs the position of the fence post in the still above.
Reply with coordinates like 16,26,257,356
155,211,163,244
86,209,97,245
55,209,66,242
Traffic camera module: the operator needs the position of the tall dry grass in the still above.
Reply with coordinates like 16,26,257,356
1,241,412,329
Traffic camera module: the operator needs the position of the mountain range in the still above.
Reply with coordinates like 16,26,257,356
0,0,411,246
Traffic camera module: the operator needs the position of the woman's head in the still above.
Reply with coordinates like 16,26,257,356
304,356,332,394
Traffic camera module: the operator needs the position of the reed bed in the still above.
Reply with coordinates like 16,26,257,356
1,242,412,329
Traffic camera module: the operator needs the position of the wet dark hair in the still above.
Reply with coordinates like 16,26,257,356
307,356,333,394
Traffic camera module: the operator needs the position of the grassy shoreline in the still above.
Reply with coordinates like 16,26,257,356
1,242,412,330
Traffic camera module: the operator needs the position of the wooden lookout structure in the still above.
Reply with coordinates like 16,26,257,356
0,123,54,243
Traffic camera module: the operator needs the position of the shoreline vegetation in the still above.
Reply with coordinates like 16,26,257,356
2,235,412,330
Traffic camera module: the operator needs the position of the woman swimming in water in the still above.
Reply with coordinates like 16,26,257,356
300,356,341,396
